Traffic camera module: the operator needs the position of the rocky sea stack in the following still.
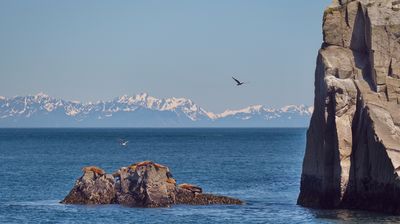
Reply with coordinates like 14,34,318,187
61,161,242,207
298,0,400,214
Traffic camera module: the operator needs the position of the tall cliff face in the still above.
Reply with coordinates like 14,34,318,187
298,0,400,213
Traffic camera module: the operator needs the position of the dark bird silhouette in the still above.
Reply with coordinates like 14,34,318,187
232,77,245,86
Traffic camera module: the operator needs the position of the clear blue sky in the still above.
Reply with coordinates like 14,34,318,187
0,0,331,112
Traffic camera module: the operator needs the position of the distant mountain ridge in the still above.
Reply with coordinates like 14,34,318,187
0,93,312,127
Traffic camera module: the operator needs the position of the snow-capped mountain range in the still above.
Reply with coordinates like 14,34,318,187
0,93,313,127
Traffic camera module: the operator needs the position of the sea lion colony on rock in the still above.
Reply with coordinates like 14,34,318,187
62,161,242,208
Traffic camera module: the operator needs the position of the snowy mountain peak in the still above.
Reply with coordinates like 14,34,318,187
280,104,314,116
217,105,264,118
135,92,149,101
0,93,312,127
281,104,304,112
34,92,50,99
245,105,263,112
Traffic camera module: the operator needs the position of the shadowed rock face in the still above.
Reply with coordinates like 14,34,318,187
298,0,400,214
61,161,242,207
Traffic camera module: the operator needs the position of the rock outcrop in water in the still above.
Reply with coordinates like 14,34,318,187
62,161,242,207
298,0,400,214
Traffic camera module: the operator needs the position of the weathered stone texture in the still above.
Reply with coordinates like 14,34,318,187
62,161,242,208
298,0,400,214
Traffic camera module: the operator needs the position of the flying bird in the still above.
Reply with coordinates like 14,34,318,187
119,139,129,147
232,77,245,86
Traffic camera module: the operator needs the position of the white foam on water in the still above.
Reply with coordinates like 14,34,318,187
7,200,61,207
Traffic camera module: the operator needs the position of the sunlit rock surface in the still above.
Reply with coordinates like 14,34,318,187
298,0,400,214
62,161,243,207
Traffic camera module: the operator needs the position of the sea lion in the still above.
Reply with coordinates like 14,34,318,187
178,183,202,194
82,166,105,176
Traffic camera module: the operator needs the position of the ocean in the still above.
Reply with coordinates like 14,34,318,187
0,128,399,223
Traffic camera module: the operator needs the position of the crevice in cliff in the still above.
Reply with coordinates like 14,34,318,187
345,4,350,28
363,9,378,92
325,82,343,208
341,80,362,207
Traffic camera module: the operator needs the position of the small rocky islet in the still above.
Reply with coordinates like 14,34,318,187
61,161,243,208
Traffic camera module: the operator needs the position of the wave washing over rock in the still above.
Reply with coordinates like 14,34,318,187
298,0,400,214
61,161,243,207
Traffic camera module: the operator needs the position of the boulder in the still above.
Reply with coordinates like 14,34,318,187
62,161,243,208
61,166,116,204
298,0,400,214
114,161,177,207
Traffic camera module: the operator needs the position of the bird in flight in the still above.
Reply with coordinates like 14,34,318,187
119,139,129,147
232,77,245,86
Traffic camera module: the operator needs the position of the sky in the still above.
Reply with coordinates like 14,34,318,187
0,0,331,113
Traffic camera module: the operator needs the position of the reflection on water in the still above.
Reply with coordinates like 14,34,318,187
311,208,400,223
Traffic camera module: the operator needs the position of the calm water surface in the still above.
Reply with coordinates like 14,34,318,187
0,128,399,223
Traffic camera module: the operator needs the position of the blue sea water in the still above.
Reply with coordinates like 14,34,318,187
0,128,399,224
